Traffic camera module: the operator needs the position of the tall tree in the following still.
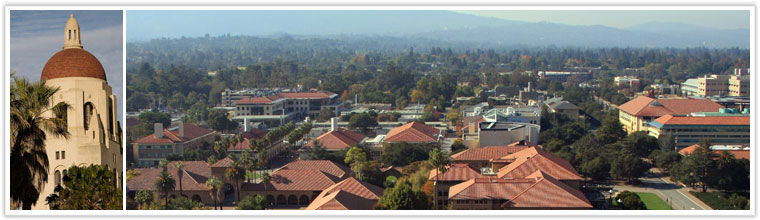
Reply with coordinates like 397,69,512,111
174,161,185,196
225,161,245,203
428,148,450,210
344,146,369,179
205,176,223,210
154,170,176,209
135,190,154,210
10,77,71,209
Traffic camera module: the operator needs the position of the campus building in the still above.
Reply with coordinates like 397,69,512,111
232,90,342,127
647,112,750,150
30,14,123,209
617,96,724,134
132,122,216,167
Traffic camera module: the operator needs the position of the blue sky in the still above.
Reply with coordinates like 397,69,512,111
10,10,123,122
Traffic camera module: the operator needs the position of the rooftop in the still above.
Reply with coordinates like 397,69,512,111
618,96,725,117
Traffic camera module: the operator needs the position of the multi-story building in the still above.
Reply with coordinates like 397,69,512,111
728,75,750,96
543,97,581,118
680,79,700,96
132,122,216,167
614,76,641,90
232,90,342,126
27,14,124,209
617,96,724,134
538,71,592,83
221,88,288,107
698,74,732,96
477,122,540,148
650,84,680,95
648,111,749,150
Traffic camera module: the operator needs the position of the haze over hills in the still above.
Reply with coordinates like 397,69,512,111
127,10,748,48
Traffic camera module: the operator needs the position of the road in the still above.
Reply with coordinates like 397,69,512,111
614,169,711,210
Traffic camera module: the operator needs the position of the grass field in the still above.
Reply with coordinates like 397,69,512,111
635,192,673,210
690,191,749,210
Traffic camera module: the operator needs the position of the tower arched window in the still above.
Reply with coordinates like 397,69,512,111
83,102,94,130
54,170,61,186
55,102,68,130
68,30,71,40
73,30,76,40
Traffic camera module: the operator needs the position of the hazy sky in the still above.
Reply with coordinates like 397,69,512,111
10,10,123,122
457,10,750,30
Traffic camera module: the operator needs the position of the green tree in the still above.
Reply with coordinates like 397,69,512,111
381,142,431,166
44,165,122,210
579,157,610,181
624,131,659,157
137,111,171,128
615,191,646,210
376,179,429,210
10,77,71,209
237,195,267,210
165,196,203,210
316,109,336,122
344,146,369,179
205,176,223,210
135,190,154,210
597,115,626,145
225,161,245,203
729,193,749,210
610,153,650,183
428,148,450,210
154,170,176,210
207,109,237,132
174,161,185,196
348,113,378,133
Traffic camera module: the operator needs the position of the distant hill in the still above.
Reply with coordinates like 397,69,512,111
127,10,748,48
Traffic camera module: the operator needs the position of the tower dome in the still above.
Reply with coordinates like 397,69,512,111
40,14,107,81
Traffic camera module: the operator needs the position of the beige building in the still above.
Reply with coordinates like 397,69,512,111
33,14,123,209
617,96,724,134
698,74,731,96
728,75,750,96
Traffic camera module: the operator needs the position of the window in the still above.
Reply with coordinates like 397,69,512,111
56,151,60,160
61,151,65,159
55,170,61,186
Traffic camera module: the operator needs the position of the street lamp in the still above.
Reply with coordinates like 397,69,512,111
609,189,614,208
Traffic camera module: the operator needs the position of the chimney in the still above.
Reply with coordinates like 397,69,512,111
331,117,338,132
244,118,250,132
154,123,163,138
178,121,185,138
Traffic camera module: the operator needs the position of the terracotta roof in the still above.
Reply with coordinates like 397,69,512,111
41,48,107,81
241,129,268,140
652,115,749,126
497,147,582,181
306,128,365,150
306,177,384,210
210,157,234,168
451,146,529,162
380,166,403,174
228,138,251,151
133,123,214,144
428,163,483,181
618,96,724,117
448,171,591,209
236,94,285,105
278,91,336,99
505,171,592,209
126,161,212,192
279,160,352,179
242,169,341,191
383,121,440,143
679,144,750,160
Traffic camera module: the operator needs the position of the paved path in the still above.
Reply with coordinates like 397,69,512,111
613,169,712,210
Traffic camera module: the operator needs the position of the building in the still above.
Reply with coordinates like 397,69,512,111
728,75,750,96
678,144,750,160
648,113,749,149
538,71,592,83
382,121,442,144
482,106,541,125
614,76,641,90
681,78,700,96
232,90,342,127
226,128,268,155
617,96,724,134
448,171,592,210
221,88,288,107
305,177,384,210
132,122,216,167
305,118,366,151
429,146,588,210
477,122,540,148
650,84,680,95
698,74,732,97
29,14,123,209
543,97,581,118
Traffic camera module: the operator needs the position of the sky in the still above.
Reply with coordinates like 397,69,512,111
10,10,123,123
457,10,750,30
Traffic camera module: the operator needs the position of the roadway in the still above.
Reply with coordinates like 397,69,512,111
613,169,711,210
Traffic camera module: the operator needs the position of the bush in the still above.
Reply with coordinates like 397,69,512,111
237,195,267,210
384,176,398,188
615,191,646,210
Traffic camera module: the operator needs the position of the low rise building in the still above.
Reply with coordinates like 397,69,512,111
681,79,700,97
614,76,641,90
132,122,216,167
382,121,442,144
678,144,750,160
477,122,540,148
650,84,679,95
543,97,581,118
617,96,724,134
305,118,366,151
647,113,749,150
538,71,592,83
232,90,342,127
728,75,750,96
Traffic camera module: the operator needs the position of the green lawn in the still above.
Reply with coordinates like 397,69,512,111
635,192,673,210
690,191,749,210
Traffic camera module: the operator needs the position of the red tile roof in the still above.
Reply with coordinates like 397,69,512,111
306,177,384,210
428,163,483,181
448,170,591,209
279,160,352,179
678,144,750,160
451,146,529,162
228,138,251,151
497,147,582,181
306,128,365,150
242,169,341,191
380,166,403,174
241,129,268,140
127,161,212,192
383,121,440,143
210,157,234,168
278,91,336,99
618,96,724,117
41,48,107,81
133,123,215,144
236,94,285,105
653,115,749,126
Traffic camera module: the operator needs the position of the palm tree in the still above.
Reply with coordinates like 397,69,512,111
10,77,70,209
154,170,176,209
225,161,244,203
174,161,185,196
429,148,450,210
260,172,271,191
205,176,223,210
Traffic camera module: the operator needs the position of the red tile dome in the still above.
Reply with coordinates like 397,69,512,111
40,48,106,81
